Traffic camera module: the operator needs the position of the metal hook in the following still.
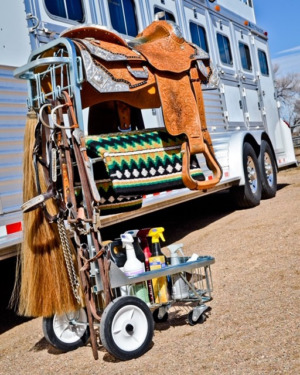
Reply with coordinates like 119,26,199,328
39,103,55,129
50,103,77,130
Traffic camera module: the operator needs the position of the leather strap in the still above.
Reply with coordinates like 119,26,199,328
62,91,113,307
77,247,99,360
180,66,222,190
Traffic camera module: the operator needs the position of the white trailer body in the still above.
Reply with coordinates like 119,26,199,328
0,0,297,259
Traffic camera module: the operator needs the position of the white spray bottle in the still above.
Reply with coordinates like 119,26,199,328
121,233,149,303
125,229,145,263
167,243,189,299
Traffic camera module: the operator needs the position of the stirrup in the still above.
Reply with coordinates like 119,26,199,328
181,141,222,190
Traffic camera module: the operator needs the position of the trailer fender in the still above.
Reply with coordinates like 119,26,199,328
261,133,278,170
228,131,263,186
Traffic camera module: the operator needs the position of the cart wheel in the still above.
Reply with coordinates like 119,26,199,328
100,296,154,360
42,308,90,351
187,310,206,326
153,308,169,323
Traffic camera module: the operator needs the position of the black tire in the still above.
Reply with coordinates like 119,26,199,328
232,142,262,208
100,296,154,361
187,310,206,326
259,140,277,199
42,308,90,351
153,308,169,323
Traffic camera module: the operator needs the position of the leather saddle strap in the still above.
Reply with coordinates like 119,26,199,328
189,66,222,182
63,91,113,358
54,100,78,215
62,92,113,305
77,247,99,360
189,66,214,154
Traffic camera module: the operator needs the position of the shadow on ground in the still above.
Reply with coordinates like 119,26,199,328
0,184,291,336
0,257,32,335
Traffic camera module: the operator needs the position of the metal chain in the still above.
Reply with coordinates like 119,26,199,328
57,218,81,303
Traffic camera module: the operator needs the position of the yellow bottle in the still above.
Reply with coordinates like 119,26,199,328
148,228,169,304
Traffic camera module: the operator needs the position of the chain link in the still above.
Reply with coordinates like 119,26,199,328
57,219,81,304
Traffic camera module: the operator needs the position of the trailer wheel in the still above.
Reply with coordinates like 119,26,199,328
259,140,277,199
232,142,262,208
100,296,154,360
42,308,90,351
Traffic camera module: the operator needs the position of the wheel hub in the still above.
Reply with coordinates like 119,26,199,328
247,156,258,193
125,323,135,336
264,152,274,186
121,320,135,336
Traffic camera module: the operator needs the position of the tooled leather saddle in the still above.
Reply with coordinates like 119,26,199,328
61,20,222,190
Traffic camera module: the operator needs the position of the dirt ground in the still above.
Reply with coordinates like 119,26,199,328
0,166,299,375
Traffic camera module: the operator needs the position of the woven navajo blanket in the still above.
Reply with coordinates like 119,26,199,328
75,160,142,215
85,129,205,195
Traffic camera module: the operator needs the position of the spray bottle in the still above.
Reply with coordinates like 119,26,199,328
137,228,155,303
125,229,145,263
121,233,149,303
137,228,152,259
107,239,127,268
148,227,169,303
167,243,189,299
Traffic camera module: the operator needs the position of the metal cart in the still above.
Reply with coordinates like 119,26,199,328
15,36,215,361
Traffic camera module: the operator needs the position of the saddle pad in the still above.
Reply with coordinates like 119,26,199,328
74,160,143,216
85,129,205,195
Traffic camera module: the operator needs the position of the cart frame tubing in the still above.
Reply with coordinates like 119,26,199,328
14,38,85,133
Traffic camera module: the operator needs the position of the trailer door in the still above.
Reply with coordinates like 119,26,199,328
233,25,264,130
211,15,245,130
182,4,226,136
253,36,284,152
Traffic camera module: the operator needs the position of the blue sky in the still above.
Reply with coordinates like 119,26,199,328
254,0,300,76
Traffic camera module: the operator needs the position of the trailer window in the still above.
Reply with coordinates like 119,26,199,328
241,0,252,5
108,0,138,37
44,0,84,22
217,33,233,66
190,22,209,53
154,7,176,22
239,42,252,71
258,49,269,76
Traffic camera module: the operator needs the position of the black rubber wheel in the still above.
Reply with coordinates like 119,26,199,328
259,140,277,199
232,142,262,208
187,311,206,326
100,296,154,361
153,308,169,323
42,308,90,351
